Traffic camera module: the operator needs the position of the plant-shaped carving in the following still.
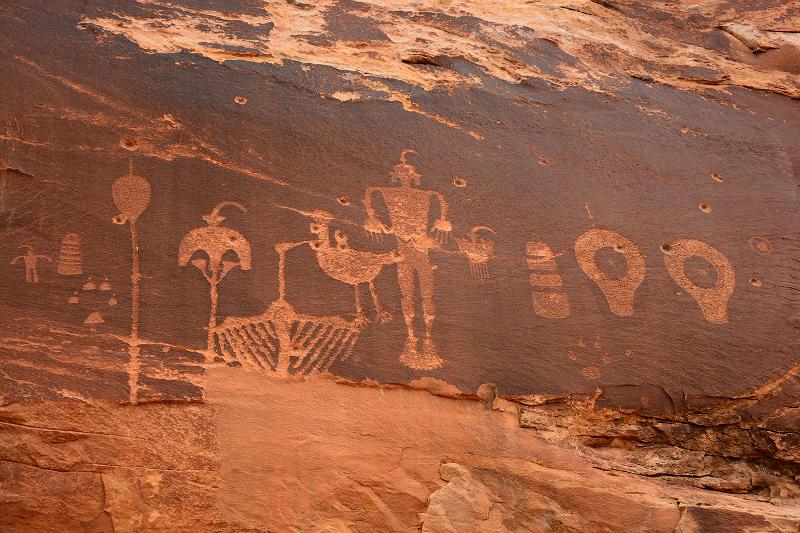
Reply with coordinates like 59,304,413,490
179,201,251,357
112,170,151,339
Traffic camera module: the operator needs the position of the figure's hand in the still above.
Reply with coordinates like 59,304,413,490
364,215,388,242
432,218,452,244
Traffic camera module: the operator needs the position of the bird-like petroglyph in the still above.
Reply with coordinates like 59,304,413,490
278,205,401,324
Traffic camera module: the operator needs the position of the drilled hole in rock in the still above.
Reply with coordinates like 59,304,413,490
337,196,350,205
711,172,724,182
120,138,138,150
234,95,247,105
749,277,763,287
699,203,712,213
452,177,467,187
660,243,672,253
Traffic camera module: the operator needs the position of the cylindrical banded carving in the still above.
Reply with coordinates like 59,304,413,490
527,236,570,318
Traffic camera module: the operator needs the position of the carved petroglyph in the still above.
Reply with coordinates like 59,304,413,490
567,336,634,381
212,235,364,376
12,244,51,283
662,239,735,325
179,201,252,356
527,236,570,319
277,205,401,324
749,236,773,255
455,225,495,280
57,233,82,275
84,310,104,332
112,165,151,404
574,228,645,317
363,149,452,370
112,168,151,339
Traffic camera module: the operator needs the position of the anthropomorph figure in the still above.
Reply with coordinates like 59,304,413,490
12,245,51,283
363,149,451,370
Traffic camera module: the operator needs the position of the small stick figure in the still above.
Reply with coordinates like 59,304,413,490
12,245,51,283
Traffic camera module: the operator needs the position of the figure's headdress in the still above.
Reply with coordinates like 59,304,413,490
390,148,421,185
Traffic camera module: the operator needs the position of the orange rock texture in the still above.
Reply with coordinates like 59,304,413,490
1,0,799,531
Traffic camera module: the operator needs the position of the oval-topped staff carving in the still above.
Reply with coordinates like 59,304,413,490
574,228,645,317
179,201,252,357
111,168,151,340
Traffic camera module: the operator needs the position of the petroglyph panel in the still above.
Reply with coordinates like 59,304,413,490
2,3,800,530
0,0,797,403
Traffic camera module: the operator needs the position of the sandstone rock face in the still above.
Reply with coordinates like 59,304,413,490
1,0,798,531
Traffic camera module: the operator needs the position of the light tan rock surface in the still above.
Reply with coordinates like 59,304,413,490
3,367,799,531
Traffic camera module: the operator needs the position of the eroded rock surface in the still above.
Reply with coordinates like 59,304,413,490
1,0,798,531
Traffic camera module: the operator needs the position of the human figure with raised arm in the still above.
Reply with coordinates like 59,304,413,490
12,245,51,283
362,149,452,370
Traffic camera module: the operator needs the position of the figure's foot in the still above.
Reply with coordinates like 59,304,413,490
421,336,443,369
399,335,443,370
399,335,418,368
